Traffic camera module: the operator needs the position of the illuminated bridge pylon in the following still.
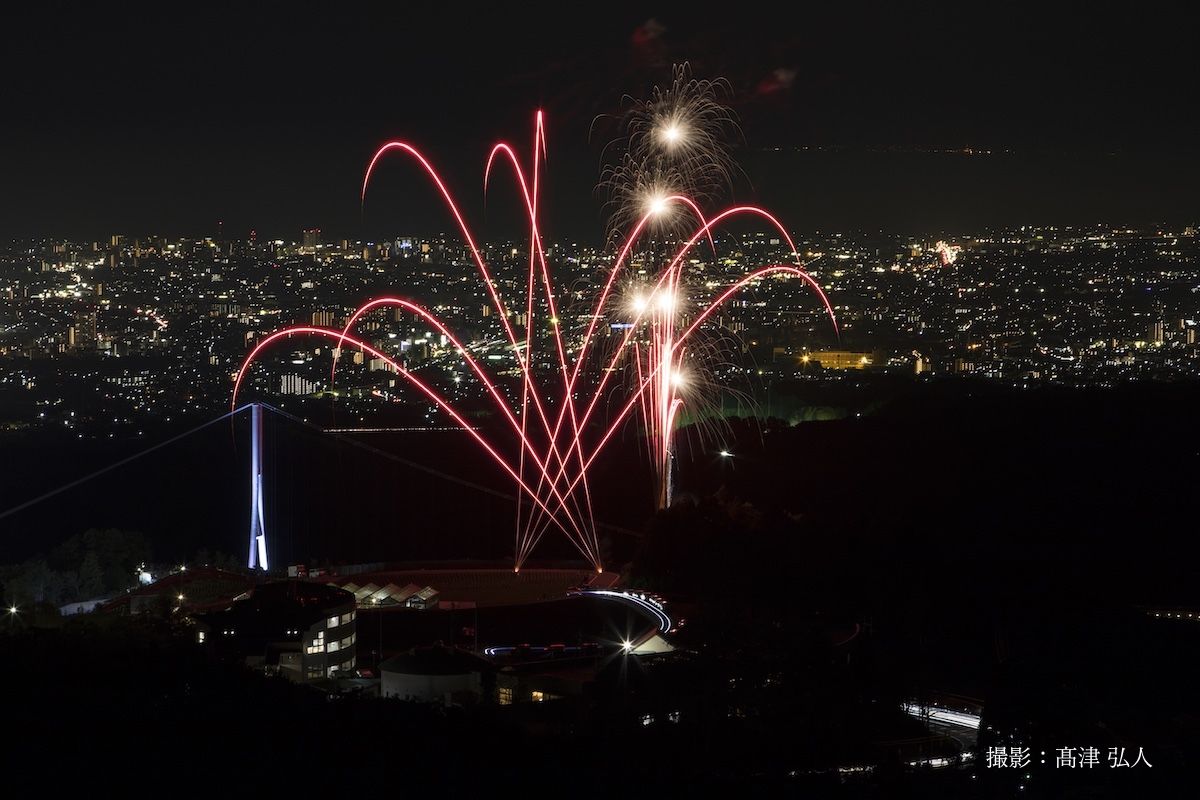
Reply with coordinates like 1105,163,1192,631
247,402,269,570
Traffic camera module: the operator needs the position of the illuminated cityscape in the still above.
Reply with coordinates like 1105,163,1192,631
1,5,1197,797
3,224,1197,436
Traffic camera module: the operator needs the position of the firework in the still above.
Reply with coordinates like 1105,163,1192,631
597,63,741,242
597,64,752,508
232,111,836,572
934,240,963,266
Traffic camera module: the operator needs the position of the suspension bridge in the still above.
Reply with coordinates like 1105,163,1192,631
0,403,638,571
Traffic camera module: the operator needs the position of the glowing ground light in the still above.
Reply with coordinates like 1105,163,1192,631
232,111,837,572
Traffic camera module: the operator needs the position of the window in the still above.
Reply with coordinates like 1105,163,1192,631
196,631,206,643
328,616,339,629
498,687,513,706
328,641,339,652
341,612,352,625
668,711,680,723
641,714,653,727
340,636,353,650
531,691,545,703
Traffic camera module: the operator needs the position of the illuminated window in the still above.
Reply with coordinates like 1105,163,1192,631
328,616,339,628
668,711,680,723
641,714,653,727
498,687,513,705
196,631,206,643
328,641,339,652
531,691,545,702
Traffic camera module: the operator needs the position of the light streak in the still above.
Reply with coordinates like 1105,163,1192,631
570,588,672,633
902,702,981,730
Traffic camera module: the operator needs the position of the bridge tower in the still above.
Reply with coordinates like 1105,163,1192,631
247,402,269,570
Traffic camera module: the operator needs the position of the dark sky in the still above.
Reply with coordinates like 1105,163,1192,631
2,3,1196,241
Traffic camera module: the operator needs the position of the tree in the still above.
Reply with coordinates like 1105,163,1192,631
78,552,104,599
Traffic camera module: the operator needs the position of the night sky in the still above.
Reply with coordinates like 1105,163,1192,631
3,3,1196,240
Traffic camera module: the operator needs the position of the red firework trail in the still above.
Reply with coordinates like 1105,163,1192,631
233,112,836,573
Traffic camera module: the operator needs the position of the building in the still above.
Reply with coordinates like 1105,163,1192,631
279,373,320,395
301,228,321,252
1149,319,1165,344
71,306,98,350
496,661,593,706
195,581,357,682
380,644,491,704
805,350,874,370
59,598,108,616
311,309,336,327
99,566,254,618
406,586,440,609
334,580,422,607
